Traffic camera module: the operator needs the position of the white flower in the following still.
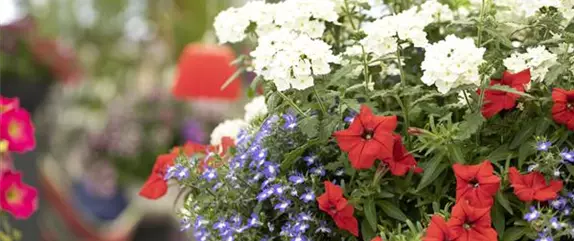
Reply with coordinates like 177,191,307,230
244,96,268,123
210,119,248,146
250,29,338,91
213,6,251,43
421,35,485,94
503,46,557,82
495,0,561,23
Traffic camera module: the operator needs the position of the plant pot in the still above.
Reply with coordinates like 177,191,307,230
0,71,52,114
71,181,128,222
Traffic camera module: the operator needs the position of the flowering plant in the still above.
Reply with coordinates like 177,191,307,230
0,96,39,240
144,0,574,240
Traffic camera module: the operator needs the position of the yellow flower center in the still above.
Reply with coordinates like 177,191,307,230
0,140,7,153
8,121,22,139
6,185,22,204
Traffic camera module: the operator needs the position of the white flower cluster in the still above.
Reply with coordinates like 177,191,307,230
210,119,248,146
244,96,268,123
250,29,339,91
360,0,453,58
214,0,339,44
503,46,558,82
494,0,574,23
421,35,486,94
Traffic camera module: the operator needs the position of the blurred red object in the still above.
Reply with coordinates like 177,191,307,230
172,43,242,101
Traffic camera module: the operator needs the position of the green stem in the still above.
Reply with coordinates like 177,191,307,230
395,47,412,147
344,0,357,30
396,46,407,86
361,46,371,92
313,87,327,115
277,91,307,117
477,0,486,45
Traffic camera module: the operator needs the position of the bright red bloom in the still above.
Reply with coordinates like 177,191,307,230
0,108,36,153
480,69,531,119
508,167,563,202
423,215,451,241
0,96,19,114
447,201,498,241
172,43,242,101
452,161,500,208
317,181,359,237
333,105,397,170
139,153,177,200
0,170,38,219
551,88,574,131
371,237,383,241
382,134,422,176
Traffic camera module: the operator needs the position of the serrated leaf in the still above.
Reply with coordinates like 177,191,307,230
455,112,485,140
487,84,533,98
509,124,535,150
502,227,525,241
378,200,407,221
544,64,567,84
330,64,360,84
364,199,378,232
300,117,319,138
417,155,447,191
496,191,514,215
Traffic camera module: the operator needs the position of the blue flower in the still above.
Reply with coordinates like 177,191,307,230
291,235,307,241
303,155,317,166
560,148,574,163
551,197,567,210
564,206,572,215
290,189,298,197
297,212,313,222
194,229,209,241
262,177,275,188
202,168,218,182
236,129,250,147
280,223,293,237
213,219,231,236
164,165,177,180
250,172,263,183
524,206,540,222
257,188,274,202
289,173,305,184
536,141,552,151
550,217,562,229
274,199,291,212
174,165,189,180
212,182,223,191
247,213,261,228
252,147,268,162
344,111,357,123
316,221,331,233
194,216,207,230
272,184,286,196
263,162,280,178
536,233,553,241
222,235,234,241
310,165,326,176
292,222,309,233
300,189,315,203
180,217,191,231
283,111,298,130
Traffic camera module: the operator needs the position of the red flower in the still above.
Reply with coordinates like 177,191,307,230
551,88,574,131
0,108,36,153
452,161,500,208
317,181,359,236
447,201,498,241
172,43,242,101
333,105,397,170
139,153,177,199
382,134,422,176
423,215,451,241
0,96,19,114
0,170,38,219
371,237,383,241
480,69,531,119
508,167,563,202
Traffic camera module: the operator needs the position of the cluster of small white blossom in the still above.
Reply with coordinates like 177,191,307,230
244,96,268,123
360,0,453,58
210,119,248,146
503,46,558,82
494,0,573,24
250,29,339,91
421,35,486,94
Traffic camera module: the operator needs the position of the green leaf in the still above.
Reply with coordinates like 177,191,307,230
364,199,378,232
492,203,505,238
300,117,320,139
455,112,485,140
566,164,574,176
221,67,245,90
378,200,407,221
330,64,360,84
487,144,511,162
447,144,466,164
487,84,533,98
484,28,513,48
361,219,376,241
417,155,447,191
280,139,319,170
496,191,514,215
518,141,536,168
502,227,525,241
544,64,567,84
509,123,536,150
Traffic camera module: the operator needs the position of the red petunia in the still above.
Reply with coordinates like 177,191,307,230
139,153,177,200
423,215,451,241
333,105,397,170
551,88,574,131
382,134,422,176
0,96,19,114
480,69,531,119
0,108,36,153
452,161,500,208
447,201,498,241
508,167,563,202
317,181,359,236
371,237,383,241
172,43,242,101
0,170,38,219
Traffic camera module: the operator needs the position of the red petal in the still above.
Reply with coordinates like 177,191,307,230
423,215,450,241
139,177,168,199
324,181,344,201
372,115,398,132
334,207,359,237
534,180,563,201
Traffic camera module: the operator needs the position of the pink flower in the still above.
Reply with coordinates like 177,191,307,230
0,170,38,219
0,108,36,153
0,96,19,114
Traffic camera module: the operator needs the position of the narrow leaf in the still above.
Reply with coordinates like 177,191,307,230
378,200,407,221
487,85,533,98
417,155,447,191
364,199,378,232
509,124,535,150
496,191,514,215
221,67,245,90
502,227,525,241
